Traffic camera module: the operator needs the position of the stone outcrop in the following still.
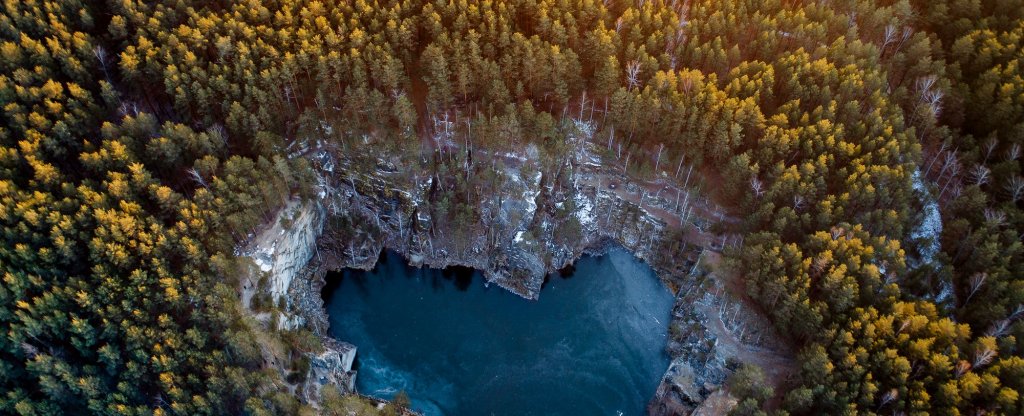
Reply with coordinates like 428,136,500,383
247,200,325,309
301,338,359,405
244,140,781,414
240,199,359,403
305,142,697,301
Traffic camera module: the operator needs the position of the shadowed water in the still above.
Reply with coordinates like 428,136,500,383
322,247,674,416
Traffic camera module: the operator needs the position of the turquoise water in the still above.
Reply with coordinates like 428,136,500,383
322,247,674,416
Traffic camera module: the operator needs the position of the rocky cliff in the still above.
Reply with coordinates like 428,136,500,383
239,199,359,405
318,141,705,294
250,200,324,304
245,140,785,414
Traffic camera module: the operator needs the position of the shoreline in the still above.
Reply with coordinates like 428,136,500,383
243,144,784,414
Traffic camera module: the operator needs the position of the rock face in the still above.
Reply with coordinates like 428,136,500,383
301,338,358,404
246,140,780,413
650,289,732,415
240,199,359,404
306,141,699,301
247,200,325,311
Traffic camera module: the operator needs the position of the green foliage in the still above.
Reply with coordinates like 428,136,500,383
728,364,773,415
320,388,383,416
2,0,1023,414
0,1,301,413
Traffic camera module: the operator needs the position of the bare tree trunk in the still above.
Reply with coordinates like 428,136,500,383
579,91,587,121
964,273,987,306
925,142,949,174
689,249,703,275
398,211,405,242
654,143,665,173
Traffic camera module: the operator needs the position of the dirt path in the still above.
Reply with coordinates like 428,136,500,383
698,298,795,388
699,253,797,399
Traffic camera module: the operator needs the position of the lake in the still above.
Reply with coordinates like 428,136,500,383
322,247,674,415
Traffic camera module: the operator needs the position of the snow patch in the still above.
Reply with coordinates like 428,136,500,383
502,152,528,162
521,169,543,220
910,169,942,264
320,121,334,136
254,253,273,272
574,190,597,228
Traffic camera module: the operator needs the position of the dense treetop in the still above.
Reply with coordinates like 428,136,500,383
1,0,1022,414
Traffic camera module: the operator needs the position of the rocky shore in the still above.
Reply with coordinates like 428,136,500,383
241,142,787,414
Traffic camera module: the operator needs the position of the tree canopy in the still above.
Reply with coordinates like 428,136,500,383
1,0,1022,414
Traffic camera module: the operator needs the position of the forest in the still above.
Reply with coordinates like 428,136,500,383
1,0,1022,414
